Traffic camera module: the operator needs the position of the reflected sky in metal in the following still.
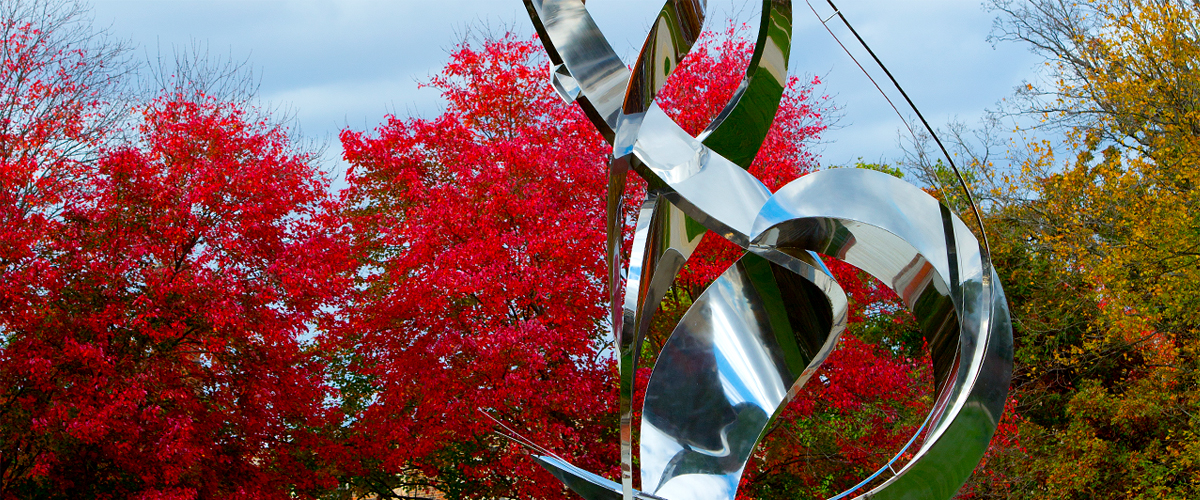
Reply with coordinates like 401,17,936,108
519,1,1013,499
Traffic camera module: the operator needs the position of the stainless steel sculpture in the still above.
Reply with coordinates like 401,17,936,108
519,1,1013,499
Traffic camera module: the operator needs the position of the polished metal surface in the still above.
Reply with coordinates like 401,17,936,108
751,168,1012,499
640,251,846,498
517,2,1014,499
623,0,707,117
697,0,792,168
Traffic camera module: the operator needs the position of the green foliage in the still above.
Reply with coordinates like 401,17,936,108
836,159,906,179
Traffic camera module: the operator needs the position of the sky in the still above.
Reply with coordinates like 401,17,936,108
87,0,1043,179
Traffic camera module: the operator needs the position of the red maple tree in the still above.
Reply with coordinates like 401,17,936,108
0,81,352,497
332,33,617,499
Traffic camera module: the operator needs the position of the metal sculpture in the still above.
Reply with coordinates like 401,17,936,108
519,1,1013,499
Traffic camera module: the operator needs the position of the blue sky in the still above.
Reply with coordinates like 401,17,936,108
88,0,1042,177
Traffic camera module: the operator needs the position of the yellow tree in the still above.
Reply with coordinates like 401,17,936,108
975,0,1200,497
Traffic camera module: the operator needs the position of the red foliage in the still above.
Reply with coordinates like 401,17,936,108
332,27,837,498
0,91,350,498
334,34,616,498
0,13,113,325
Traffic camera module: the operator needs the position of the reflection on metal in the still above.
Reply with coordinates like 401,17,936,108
519,1,1013,499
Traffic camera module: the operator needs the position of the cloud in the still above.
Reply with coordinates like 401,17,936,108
89,0,1039,168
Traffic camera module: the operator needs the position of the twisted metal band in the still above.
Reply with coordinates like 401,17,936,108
519,1,1013,499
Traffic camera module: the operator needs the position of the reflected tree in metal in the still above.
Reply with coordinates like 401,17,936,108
518,1,1013,499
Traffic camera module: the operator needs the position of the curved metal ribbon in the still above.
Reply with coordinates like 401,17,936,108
749,169,1012,499
519,1,1013,499
527,2,796,496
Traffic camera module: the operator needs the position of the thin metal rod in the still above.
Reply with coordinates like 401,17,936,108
814,0,991,254
806,1,917,147
803,0,956,212
478,409,562,459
